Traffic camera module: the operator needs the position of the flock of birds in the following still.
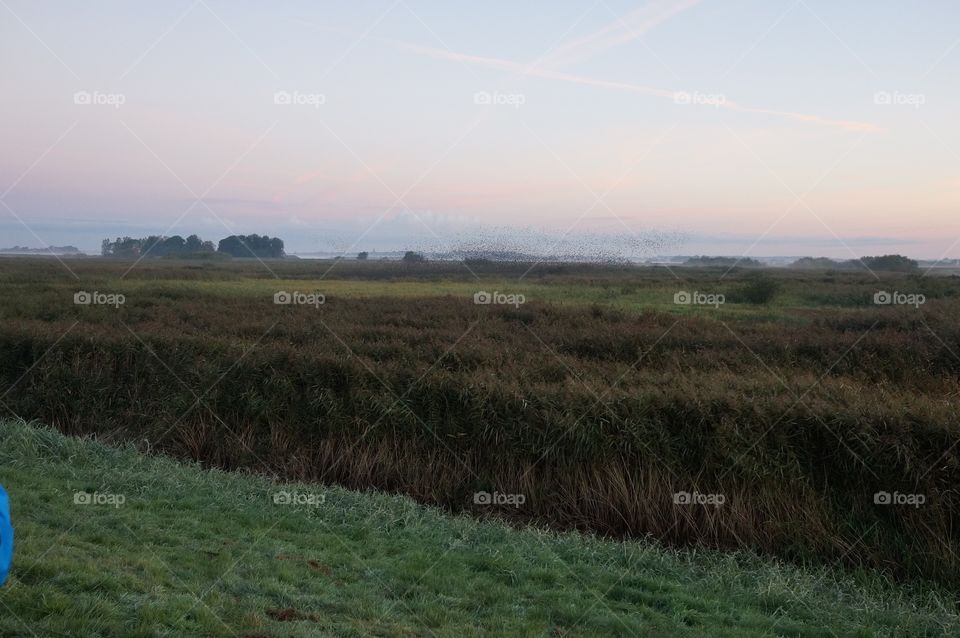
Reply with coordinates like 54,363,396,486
414,226,688,263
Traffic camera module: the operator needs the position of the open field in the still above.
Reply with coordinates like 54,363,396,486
7,1,959,634
2,418,958,637
1,258,959,588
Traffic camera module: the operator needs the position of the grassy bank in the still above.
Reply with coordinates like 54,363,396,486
0,419,957,637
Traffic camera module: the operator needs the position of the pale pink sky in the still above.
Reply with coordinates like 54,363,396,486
1,0,958,258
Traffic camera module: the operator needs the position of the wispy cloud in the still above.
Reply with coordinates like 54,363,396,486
388,38,877,132
537,0,703,67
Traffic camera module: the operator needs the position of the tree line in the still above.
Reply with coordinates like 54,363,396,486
683,254,919,272
101,234,285,259
789,254,918,272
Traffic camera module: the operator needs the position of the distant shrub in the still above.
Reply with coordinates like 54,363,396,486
732,274,780,304
857,254,918,272
402,251,425,263
790,257,838,269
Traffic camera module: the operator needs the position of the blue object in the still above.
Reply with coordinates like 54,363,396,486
0,485,12,585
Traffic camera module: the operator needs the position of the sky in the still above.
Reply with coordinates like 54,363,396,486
1,0,958,259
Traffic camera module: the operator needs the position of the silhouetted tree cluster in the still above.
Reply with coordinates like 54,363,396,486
101,235,215,258
101,234,287,259
790,257,838,269
217,234,285,259
789,254,918,272
857,255,918,271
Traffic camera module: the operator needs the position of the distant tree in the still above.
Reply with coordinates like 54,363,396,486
101,234,216,258
140,235,165,258
790,257,838,269
217,235,244,256
356,251,369,260
109,237,142,258
402,251,425,263
161,235,186,256
856,254,918,272
217,234,285,259
272,237,284,256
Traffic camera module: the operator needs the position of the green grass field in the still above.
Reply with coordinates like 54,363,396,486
1,418,958,637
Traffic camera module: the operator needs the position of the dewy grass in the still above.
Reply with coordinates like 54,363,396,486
0,419,957,637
